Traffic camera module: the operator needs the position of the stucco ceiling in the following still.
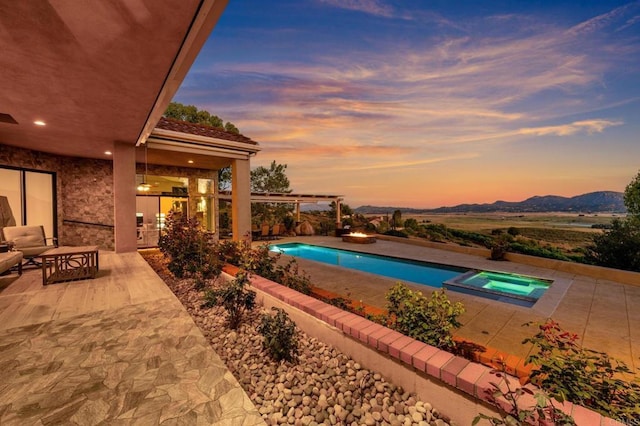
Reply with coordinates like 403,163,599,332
0,0,226,162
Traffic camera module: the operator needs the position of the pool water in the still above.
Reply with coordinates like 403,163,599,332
270,242,552,307
270,242,465,288
443,270,551,307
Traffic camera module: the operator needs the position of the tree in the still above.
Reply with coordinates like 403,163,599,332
391,210,402,230
586,217,640,271
250,161,293,223
587,170,640,272
251,161,291,193
624,170,640,218
218,167,232,191
164,101,239,133
404,218,419,231
329,201,353,219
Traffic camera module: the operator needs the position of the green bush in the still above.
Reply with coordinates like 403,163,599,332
386,283,464,350
383,229,409,238
217,242,312,295
158,211,222,288
449,228,492,246
509,241,572,261
507,226,520,236
215,239,247,266
257,307,300,362
489,234,511,260
586,217,640,272
278,259,312,295
473,358,575,426
523,319,640,422
203,271,256,329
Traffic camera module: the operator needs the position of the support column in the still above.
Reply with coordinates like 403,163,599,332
231,158,251,242
113,142,137,252
335,198,342,231
296,201,301,222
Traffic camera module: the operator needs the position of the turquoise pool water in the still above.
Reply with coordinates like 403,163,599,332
270,242,551,307
270,242,465,288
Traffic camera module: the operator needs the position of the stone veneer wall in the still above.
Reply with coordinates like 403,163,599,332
1,145,221,250
0,144,115,249
59,157,114,249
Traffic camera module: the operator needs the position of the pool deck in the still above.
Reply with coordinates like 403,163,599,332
270,236,640,371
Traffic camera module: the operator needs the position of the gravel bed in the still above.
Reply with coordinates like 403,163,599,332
143,253,452,426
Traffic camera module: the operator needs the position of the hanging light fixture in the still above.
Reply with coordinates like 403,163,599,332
137,143,152,192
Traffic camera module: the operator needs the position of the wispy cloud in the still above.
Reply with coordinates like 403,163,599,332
318,0,394,18
518,119,623,136
180,2,640,206
567,1,640,36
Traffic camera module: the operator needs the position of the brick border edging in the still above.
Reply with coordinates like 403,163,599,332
223,265,623,426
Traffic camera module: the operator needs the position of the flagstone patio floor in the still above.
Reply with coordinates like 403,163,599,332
0,252,263,425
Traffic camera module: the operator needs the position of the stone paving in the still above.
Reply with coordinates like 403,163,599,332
0,252,264,426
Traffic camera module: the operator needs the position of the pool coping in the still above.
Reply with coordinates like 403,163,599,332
223,264,624,426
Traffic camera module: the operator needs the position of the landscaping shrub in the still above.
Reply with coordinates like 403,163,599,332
158,211,222,288
243,243,281,281
383,229,409,238
586,217,640,272
489,234,511,260
217,242,312,295
507,226,520,236
449,228,492,246
203,271,256,329
215,239,247,266
473,358,575,426
523,319,640,422
509,240,572,261
257,307,300,362
278,259,312,295
386,283,464,350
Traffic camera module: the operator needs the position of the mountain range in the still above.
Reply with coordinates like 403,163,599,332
354,191,626,214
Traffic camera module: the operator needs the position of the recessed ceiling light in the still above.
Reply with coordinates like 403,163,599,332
188,160,194,164
104,151,112,155
34,120,46,126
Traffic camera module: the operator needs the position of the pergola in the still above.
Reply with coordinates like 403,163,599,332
218,191,344,225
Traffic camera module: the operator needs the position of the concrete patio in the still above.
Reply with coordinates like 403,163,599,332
0,252,263,425
271,236,640,371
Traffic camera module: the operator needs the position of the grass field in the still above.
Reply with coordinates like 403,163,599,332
381,212,620,251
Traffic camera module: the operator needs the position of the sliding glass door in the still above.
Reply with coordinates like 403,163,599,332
0,166,56,239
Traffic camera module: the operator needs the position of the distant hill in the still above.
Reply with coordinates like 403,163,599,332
354,191,626,214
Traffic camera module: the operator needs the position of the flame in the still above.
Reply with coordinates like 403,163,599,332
348,232,369,238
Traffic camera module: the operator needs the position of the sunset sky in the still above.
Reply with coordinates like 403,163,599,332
175,0,640,208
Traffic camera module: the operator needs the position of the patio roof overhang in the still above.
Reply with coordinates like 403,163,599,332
218,191,343,204
0,0,228,166
144,127,261,170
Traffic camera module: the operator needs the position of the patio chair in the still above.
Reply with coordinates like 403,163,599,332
270,224,281,240
0,225,58,268
260,223,270,240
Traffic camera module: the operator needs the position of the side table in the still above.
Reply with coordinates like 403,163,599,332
40,246,99,285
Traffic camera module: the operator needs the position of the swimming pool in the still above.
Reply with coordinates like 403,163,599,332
270,242,552,307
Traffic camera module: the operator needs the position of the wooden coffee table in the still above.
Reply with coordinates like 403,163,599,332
41,246,99,286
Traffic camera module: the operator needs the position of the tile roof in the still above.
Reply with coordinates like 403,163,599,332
156,117,258,145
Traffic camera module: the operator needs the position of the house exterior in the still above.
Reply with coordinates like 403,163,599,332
0,0,257,252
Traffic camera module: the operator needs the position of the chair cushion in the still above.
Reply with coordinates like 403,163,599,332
0,251,22,274
20,246,50,257
2,226,45,247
